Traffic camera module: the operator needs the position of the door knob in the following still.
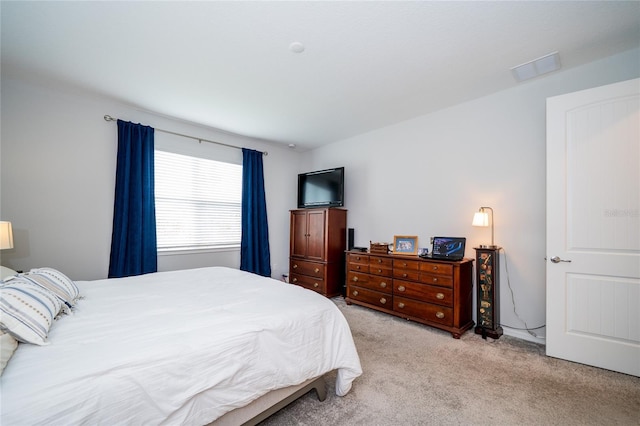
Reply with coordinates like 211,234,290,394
550,256,571,263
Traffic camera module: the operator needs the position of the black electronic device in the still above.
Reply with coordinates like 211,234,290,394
297,167,345,208
347,228,355,250
429,237,466,261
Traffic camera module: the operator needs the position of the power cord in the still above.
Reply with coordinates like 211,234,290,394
500,248,545,339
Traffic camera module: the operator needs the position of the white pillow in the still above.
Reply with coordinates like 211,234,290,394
0,330,18,375
0,278,62,345
28,267,80,307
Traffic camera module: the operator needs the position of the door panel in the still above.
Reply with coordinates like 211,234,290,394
290,210,308,258
567,274,639,343
546,78,639,377
306,209,326,261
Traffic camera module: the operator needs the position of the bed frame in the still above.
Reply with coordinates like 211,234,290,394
210,376,327,426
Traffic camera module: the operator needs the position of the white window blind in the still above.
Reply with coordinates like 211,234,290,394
155,150,243,251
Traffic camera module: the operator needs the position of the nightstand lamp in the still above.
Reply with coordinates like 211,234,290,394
471,207,503,339
472,206,497,249
1,221,18,280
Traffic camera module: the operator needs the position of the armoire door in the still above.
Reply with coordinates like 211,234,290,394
290,210,309,258
546,78,639,377
305,209,327,261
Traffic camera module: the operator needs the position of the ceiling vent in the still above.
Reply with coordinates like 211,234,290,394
511,51,561,82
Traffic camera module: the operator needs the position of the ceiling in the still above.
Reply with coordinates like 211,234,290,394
2,1,639,151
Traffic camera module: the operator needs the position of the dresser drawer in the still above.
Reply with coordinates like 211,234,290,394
369,264,393,277
393,259,420,271
349,286,392,309
394,296,454,326
349,253,369,263
348,254,370,273
420,273,453,288
393,269,420,281
369,256,393,268
347,271,370,286
349,262,370,273
353,275,392,294
290,259,325,278
419,261,453,276
393,280,453,307
290,273,325,293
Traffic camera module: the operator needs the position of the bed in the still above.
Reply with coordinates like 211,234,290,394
0,266,362,425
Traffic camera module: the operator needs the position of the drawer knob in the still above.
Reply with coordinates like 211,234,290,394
398,302,405,309
377,259,383,263
314,268,320,273
398,285,406,292
377,269,382,273
432,266,438,271
352,290,359,296
436,312,445,319
432,278,438,283
292,277,297,283
352,276,359,282
356,265,361,270
314,282,319,288
380,282,387,288
436,293,445,300
356,256,361,260
293,264,298,269
380,297,387,304
402,273,407,278
402,262,407,267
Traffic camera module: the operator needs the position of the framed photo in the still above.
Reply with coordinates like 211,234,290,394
393,235,418,255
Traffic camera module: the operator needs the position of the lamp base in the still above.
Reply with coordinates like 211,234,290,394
475,325,504,340
1,265,18,280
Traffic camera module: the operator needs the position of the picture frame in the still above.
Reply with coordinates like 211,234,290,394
393,235,418,255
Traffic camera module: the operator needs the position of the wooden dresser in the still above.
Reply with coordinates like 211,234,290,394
289,208,347,297
345,251,474,338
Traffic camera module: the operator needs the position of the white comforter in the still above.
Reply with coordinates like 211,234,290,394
0,267,362,425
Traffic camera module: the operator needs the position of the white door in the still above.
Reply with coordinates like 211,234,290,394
546,78,640,377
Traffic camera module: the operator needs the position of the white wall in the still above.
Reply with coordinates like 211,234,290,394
1,79,301,281
305,48,640,342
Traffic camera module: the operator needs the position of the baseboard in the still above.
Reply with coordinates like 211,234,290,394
502,327,546,345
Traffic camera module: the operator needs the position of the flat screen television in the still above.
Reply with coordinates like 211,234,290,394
297,167,345,208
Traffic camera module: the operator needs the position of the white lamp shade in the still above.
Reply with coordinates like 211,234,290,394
0,222,14,249
472,212,489,227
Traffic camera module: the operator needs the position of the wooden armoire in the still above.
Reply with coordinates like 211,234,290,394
289,208,347,297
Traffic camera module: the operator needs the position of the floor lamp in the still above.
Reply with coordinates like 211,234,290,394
472,208,503,339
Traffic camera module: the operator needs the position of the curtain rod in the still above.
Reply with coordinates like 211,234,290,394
103,115,267,156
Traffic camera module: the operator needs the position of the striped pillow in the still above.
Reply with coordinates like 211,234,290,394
28,267,80,307
0,278,62,345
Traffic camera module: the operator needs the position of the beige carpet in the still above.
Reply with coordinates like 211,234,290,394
260,297,640,425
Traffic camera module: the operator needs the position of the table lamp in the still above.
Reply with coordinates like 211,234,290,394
472,207,497,249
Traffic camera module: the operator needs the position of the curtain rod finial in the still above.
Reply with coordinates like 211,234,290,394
104,115,116,122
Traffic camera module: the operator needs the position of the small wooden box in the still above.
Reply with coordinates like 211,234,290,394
370,242,389,254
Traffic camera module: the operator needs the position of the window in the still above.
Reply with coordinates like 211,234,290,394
154,136,243,252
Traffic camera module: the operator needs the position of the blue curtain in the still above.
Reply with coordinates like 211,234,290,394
240,148,271,277
108,120,157,278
